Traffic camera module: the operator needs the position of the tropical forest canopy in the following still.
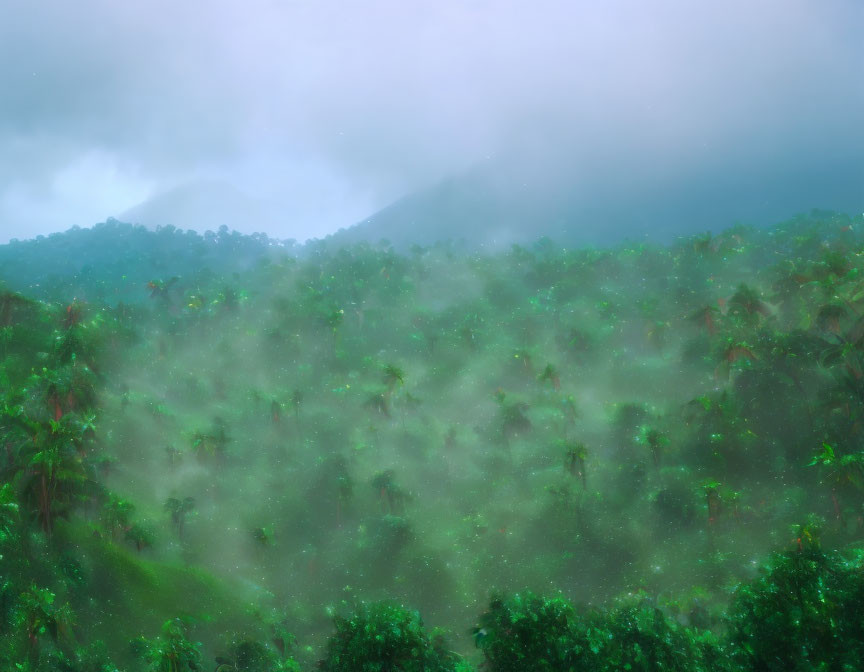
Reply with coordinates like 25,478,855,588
3,211,864,670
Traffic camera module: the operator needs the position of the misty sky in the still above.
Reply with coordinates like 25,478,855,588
0,0,861,244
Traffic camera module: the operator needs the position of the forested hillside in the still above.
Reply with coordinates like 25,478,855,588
3,211,864,670
0,220,284,305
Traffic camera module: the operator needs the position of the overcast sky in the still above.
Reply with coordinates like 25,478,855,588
0,0,861,243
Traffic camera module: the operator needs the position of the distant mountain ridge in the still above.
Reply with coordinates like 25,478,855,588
328,154,864,250
0,219,283,304
3,151,862,304
119,180,274,233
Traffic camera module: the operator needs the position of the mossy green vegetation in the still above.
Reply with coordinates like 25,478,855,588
3,211,864,668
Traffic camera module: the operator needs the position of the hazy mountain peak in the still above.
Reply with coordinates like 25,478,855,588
119,179,273,233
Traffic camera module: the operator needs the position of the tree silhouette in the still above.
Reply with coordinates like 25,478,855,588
561,440,588,490
164,497,196,538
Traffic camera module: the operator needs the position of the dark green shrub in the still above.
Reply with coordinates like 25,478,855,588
728,549,864,671
131,618,202,672
475,592,727,672
594,601,727,672
474,593,582,671
319,601,463,672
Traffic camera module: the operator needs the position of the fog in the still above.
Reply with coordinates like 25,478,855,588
0,0,861,244
2,6,864,666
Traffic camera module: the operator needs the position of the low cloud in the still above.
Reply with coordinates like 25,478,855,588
0,0,861,242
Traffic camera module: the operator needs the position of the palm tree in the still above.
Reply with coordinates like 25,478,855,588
292,388,304,438
270,399,282,424
382,364,405,397
18,585,74,667
164,497,195,538
639,427,669,468
365,391,391,418
146,277,179,304
310,455,354,528
16,413,94,535
809,442,864,524
562,441,588,490
190,417,229,461
28,365,98,423
690,304,720,336
495,390,531,441
136,618,202,672
324,307,344,354
371,470,410,515
537,364,561,391
699,479,722,528
715,341,758,382
125,523,155,552
560,395,579,426
62,300,83,330
728,283,770,320
101,493,134,540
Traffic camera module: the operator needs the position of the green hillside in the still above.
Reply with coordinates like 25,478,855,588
3,210,864,670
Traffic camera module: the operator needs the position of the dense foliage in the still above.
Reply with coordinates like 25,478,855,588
728,547,864,671
319,602,460,672
0,220,284,304
2,210,864,669
475,592,730,672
